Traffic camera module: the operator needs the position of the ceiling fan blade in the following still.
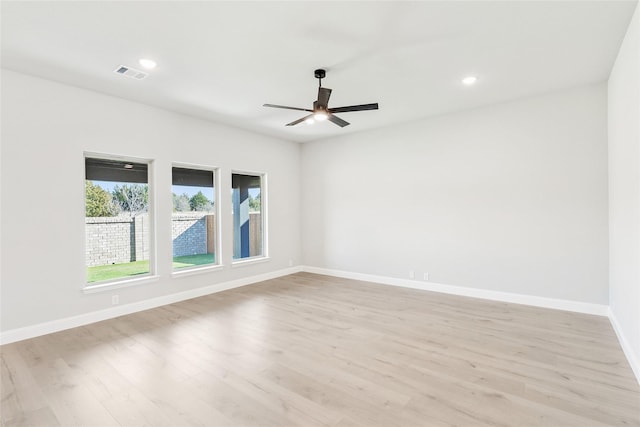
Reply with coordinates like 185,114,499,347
285,114,314,127
328,114,350,128
329,103,379,113
264,104,313,113
317,87,332,109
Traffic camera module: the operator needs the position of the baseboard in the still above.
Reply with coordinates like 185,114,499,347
608,308,640,384
302,266,609,316
0,266,303,345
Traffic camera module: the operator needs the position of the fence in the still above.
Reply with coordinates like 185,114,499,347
85,214,150,267
171,213,215,257
86,213,260,266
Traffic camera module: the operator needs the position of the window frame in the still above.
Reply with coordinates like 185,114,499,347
171,162,222,277
83,152,157,291
231,170,268,266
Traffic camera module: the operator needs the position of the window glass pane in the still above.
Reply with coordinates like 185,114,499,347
85,157,150,284
232,173,263,260
172,167,216,270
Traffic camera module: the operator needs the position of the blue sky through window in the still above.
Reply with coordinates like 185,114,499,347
92,180,258,200
93,180,214,200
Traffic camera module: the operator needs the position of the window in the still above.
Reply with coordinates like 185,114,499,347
85,156,152,284
232,173,264,260
172,166,217,271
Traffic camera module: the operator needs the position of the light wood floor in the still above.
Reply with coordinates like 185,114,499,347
2,272,639,426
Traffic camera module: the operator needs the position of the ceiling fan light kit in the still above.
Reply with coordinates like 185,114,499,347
264,69,379,128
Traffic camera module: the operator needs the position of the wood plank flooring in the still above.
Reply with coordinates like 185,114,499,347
2,272,639,426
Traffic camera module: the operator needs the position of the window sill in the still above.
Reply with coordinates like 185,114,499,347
172,264,224,279
83,275,160,294
231,256,270,268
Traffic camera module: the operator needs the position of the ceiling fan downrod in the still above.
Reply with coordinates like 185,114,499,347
314,68,326,87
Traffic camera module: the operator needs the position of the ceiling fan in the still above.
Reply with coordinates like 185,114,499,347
264,69,379,127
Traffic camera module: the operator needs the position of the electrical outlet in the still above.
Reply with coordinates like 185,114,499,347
409,270,415,279
112,295,119,305
289,259,293,267
424,272,429,281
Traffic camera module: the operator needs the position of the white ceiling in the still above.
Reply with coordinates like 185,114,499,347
1,1,637,143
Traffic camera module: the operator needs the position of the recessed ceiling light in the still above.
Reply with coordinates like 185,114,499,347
462,76,478,86
138,58,157,70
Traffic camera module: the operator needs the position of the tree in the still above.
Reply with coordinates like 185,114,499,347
85,181,119,217
189,191,212,212
173,193,190,212
112,184,148,217
248,193,261,212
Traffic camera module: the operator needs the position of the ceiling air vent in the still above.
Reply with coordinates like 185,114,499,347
113,65,148,80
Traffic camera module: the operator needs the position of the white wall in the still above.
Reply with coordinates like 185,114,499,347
301,84,609,304
0,70,301,332
608,4,640,378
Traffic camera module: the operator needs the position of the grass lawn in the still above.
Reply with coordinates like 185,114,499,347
172,253,215,269
87,254,215,283
87,260,150,283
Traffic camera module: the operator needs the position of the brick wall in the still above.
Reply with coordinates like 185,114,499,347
171,213,209,257
86,212,263,266
85,216,137,267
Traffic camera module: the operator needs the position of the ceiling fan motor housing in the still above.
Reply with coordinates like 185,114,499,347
313,101,328,112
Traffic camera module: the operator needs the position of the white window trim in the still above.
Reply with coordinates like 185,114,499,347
83,275,160,294
83,152,156,290
172,263,225,279
231,170,268,264
171,162,221,272
231,256,270,268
